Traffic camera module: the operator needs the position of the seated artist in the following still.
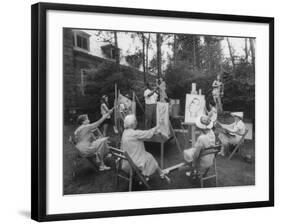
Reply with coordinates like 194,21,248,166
121,114,170,183
218,112,246,156
74,110,114,171
183,115,216,177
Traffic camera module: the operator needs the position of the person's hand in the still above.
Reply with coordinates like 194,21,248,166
109,108,114,114
154,125,161,134
102,113,110,119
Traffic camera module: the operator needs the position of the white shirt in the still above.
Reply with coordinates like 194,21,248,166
232,120,246,136
144,89,158,104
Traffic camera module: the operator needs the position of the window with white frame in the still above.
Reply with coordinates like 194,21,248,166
73,30,90,51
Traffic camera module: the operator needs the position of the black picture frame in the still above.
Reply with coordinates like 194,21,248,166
31,2,274,222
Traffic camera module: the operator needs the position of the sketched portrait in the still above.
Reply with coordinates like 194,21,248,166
185,94,205,123
189,97,201,118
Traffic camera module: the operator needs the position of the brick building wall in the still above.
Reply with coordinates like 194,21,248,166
63,28,156,122
63,28,78,113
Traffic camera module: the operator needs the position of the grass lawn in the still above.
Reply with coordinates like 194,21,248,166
63,124,255,195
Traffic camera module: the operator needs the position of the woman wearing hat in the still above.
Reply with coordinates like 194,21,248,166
218,112,246,156
183,115,216,176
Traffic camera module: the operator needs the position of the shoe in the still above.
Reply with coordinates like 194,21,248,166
218,151,225,156
106,153,112,158
162,169,169,175
99,165,111,171
160,173,171,184
113,126,119,134
191,170,200,180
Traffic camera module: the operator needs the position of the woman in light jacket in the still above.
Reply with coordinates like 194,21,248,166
121,114,170,182
74,110,113,171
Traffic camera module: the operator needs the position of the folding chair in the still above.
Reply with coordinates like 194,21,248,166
91,128,104,140
196,145,221,188
109,146,151,191
228,129,249,160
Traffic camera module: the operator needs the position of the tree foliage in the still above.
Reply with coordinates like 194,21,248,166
125,50,143,69
79,62,137,117
80,31,256,119
165,53,255,118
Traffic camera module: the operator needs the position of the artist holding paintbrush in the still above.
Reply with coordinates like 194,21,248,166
217,112,246,156
121,114,171,183
74,109,115,171
144,82,159,129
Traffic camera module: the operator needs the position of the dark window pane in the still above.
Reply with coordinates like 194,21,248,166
111,49,115,59
77,35,82,48
76,35,88,50
82,38,88,50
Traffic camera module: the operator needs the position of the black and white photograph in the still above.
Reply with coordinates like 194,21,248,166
30,2,274,221
0,0,278,223
63,28,256,194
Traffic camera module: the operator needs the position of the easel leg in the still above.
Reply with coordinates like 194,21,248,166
191,125,196,147
161,143,164,169
169,121,182,152
129,168,133,191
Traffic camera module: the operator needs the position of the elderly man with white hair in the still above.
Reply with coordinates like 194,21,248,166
218,112,246,156
121,114,170,182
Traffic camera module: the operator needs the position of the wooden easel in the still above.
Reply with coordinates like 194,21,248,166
114,83,182,169
114,83,138,127
177,83,202,148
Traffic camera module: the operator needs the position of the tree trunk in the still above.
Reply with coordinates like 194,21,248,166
193,36,196,69
114,31,120,65
145,34,151,73
173,34,178,67
141,34,147,83
226,37,235,70
218,40,223,72
249,38,255,73
205,36,212,74
244,38,249,62
156,33,162,78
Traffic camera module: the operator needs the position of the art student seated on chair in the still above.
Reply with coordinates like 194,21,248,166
218,112,246,156
121,114,170,183
183,115,216,177
74,109,114,171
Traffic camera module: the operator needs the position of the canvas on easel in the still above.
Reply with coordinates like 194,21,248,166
156,102,170,138
184,94,206,123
